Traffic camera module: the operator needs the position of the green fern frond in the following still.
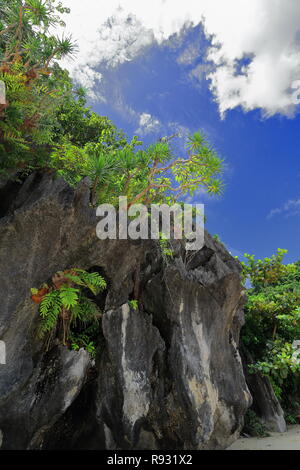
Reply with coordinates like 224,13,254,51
39,290,61,332
58,286,79,309
32,269,104,356
71,269,107,295
72,295,101,323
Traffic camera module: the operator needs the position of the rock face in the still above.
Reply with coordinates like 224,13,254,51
0,172,251,450
242,350,287,433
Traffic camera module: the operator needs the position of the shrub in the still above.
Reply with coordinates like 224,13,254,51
243,410,269,437
242,251,300,412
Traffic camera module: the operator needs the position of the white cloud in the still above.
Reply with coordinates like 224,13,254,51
177,43,200,65
59,0,300,116
59,5,155,74
203,0,300,117
72,65,103,100
136,113,161,135
189,64,211,84
268,199,300,219
166,122,190,139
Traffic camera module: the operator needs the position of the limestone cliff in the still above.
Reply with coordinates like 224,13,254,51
0,172,251,450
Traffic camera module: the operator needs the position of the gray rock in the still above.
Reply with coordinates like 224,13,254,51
0,345,90,449
0,172,252,449
242,350,287,433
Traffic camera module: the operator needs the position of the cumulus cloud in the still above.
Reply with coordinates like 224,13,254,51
203,0,300,117
136,113,161,135
82,12,154,69
268,199,300,219
72,66,103,100
59,0,300,117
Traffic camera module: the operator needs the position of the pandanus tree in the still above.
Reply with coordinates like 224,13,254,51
88,149,122,206
85,131,224,207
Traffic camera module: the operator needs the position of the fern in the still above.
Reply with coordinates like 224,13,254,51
58,286,79,309
65,269,106,295
72,295,101,324
31,268,106,354
39,290,61,332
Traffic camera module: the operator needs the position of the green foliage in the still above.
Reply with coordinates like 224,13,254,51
31,268,106,356
243,409,269,437
241,248,293,289
0,0,124,175
53,86,127,149
58,285,79,309
54,130,224,208
0,0,76,170
248,342,300,384
70,323,100,358
213,234,222,243
285,413,297,425
64,268,107,295
128,300,138,311
39,289,61,332
159,232,174,260
242,250,300,412
0,1,224,210
48,86,128,186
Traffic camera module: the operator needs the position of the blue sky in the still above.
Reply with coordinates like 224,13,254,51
61,1,300,263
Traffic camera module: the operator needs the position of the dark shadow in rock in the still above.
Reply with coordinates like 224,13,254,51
0,178,23,218
41,368,101,449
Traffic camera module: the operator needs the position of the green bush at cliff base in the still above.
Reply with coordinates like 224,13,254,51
241,250,300,413
243,409,269,437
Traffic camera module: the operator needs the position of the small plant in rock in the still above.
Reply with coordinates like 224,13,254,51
70,324,100,358
31,268,106,354
159,232,174,260
128,300,138,311
213,234,221,243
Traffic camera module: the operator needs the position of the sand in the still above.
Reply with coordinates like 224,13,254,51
228,425,300,450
